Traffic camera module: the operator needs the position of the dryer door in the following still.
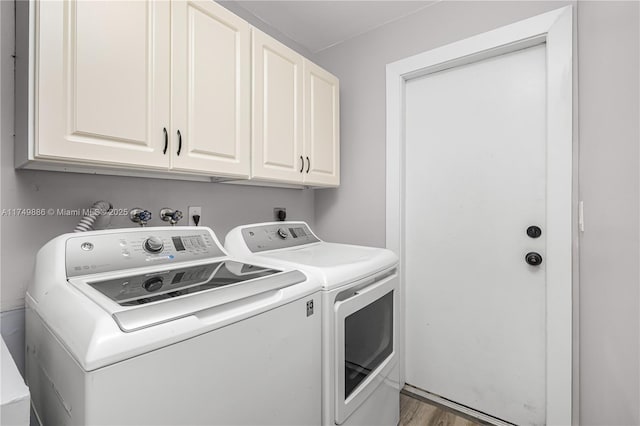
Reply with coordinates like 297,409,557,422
334,270,399,424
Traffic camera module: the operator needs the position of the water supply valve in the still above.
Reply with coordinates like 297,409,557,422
129,208,152,227
160,208,183,226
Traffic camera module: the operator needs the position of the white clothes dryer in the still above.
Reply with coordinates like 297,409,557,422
225,222,400,426
26,226,322,426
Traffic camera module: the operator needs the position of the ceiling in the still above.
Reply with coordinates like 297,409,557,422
226,1,438,53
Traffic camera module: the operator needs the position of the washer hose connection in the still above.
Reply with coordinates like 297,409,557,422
74,201,113,233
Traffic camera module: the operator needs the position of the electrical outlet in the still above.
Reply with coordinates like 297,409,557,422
188,206,202,226
274,207,286,221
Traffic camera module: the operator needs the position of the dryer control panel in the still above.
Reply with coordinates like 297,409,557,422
66,228,225,277
241,223,320,253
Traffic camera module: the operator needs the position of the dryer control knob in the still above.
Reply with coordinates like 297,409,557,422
277,227,289,239
144,237,164,253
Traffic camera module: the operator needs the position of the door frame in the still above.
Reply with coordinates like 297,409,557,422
385,6,574,425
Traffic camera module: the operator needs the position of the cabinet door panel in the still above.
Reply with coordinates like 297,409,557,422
304,60,340,186
37,0,170,168
171,0,250,177
252,29,303,184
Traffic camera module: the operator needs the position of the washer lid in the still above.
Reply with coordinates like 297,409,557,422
111,269,306,332
73,261,307,332
88,261,279,306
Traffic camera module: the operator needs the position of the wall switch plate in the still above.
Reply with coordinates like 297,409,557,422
188,206,202,226
274,207,286,221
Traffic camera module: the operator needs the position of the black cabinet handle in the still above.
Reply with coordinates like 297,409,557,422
306,156,310,173
162,128,168,154
177,130,182,156
300,156,304,173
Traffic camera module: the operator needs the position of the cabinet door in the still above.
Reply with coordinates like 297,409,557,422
252,29,304,184
171,0,250,177
36,1,170,169
303,60,340,186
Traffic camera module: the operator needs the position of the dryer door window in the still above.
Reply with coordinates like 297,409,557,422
344,291,394,397
334,270,398,425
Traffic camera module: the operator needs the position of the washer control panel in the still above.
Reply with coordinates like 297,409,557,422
66,228,225,277
241,223,320,253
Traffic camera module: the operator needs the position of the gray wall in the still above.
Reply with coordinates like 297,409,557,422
312,1,639,425
577,2,639,424
0,1,315,367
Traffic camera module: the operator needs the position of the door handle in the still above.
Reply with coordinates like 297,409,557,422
306,156,310,173
177,130,182,156
162,127,168,155
300,156,304,173
525,252,543,266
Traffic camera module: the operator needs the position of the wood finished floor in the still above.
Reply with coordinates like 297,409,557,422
399,393,483,426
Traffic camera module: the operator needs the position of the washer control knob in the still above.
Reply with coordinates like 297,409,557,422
144,237,164,253
143,276,163,292
277,227,289,239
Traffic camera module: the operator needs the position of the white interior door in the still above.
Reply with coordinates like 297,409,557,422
404,44,547,426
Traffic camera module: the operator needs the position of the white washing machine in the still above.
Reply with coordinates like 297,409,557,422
225,222,400,426
26,226,322,426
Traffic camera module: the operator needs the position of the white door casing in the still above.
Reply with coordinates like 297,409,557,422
36,0,171,168
171,0,250,177
386,6,573,426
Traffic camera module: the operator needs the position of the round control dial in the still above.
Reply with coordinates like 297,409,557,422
143,277,163,292
277,227,289,239
143,236,164,253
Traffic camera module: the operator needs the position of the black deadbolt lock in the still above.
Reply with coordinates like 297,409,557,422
526,226,542,239
525,252,543,266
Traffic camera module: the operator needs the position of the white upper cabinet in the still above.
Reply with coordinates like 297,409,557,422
251,29,304,184
303,60,340,187
19,1,338,186
171,0,250,177
34,0,171,169
251,29,340,187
